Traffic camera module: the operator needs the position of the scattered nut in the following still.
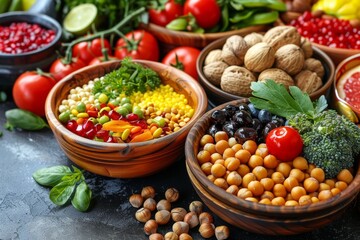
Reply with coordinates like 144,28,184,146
149,233,164,240
165,188,180,203
155,209,171,225
172,221,190,236
157,199,171,211
171,207,188,222
144,219,158,235
179,233,193,240
215,225,230,240
221,35,249,66
274,44,305,75
280,11,302,24
135,207,151,223
141,186,156,199
243,32,263,47
129,193,144,208
294,70,323,94
244,42,275,72
199,223,215,238
300,37,313,59
198,212,214,225
204,49,223,65
164,232,179,240
189,200,203,215
220,66,256,97
184,211,199,229
288,0,312,13
203,61,229,86
263,26,301,51
258,68,294,90
144,198,157,211
303,58,325,78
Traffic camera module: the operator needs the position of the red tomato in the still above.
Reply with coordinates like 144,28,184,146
72,38,111,64
12,72,56,116
114,30,159,61
49,58,86,81
88,56,118,65
149,0,184,27
266,126,303,162
184,0,221,29
162,46,201,80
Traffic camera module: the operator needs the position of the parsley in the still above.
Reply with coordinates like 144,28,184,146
249,80,328,119
92,58,161,98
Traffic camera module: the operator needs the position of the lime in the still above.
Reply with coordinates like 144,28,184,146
63,3,98,36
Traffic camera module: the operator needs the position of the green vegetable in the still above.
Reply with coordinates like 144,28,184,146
5,109,49,131
0,0,11,13
234,11,279,28
166,17,188,31
92,58,161,98
0,91,7,102
33,165,92,212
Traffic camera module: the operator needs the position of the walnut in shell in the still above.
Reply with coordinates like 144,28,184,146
263,26,301,51
303,58,324,78
244,33,263,47
204,49,223,65
300,37,313,59
220,66,256,97
258,68,294,89
294,70,323,94
221,35,249,66
203,61,229,86
244,42,275,72
274,44,305,76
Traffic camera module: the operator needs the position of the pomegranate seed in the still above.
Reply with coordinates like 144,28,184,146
66,120,78,132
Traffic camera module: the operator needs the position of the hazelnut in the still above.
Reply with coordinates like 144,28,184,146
189,200,203,215
171,207,188,222
149,233,164,240
243,32,263,47
172,221,190,236
258,68,294,90
165,188,180,203
203,61,229,86
129,193,144,208
183,211,199,228
143,198,157,211
164,232,179,240
199,223,215,238
157,199,171,211
179,233,193,240
144,219,158,235
135,207,151,223
215,225,230,240
244,42,275,72
263,26,301,51
303,58,325,78
221,35,249,66
204,49,223,65
300,37,313,59
198,212,214,225
141,186,156,199
274,44,305,75
220,66,256,97
155,209,171,225
280,11,302,24
294,70,323,94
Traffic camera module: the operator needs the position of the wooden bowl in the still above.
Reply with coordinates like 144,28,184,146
333,53,360,123
45,60,208,178
197,36,335,107
185,99,360,235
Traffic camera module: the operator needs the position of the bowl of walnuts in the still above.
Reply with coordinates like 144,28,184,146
197,25,335,107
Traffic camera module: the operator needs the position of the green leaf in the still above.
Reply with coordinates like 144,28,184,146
314,95,328,114
5,109,48,131
288,86,315,116
49,180,77,206
32,166,72,187
71,181,92,212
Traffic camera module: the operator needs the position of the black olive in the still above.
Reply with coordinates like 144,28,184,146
238,103,250,113
232,110,253,128
224,104,238,118
211,109,227,124
271,118,284,127
262,122,278,139
252,118,262,135
222,121,237,137
247,103,260,118
257,109,272,124
234,127,258,144
208,124,221,137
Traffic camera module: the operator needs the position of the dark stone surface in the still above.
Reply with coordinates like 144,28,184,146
1,101,360,240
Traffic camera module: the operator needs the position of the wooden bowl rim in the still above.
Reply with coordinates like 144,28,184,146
185,99,360,215
45,59,208,150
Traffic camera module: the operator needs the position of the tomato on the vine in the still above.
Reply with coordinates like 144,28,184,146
149,0,184,27
72,38,112,64
161,46,201,80
266,126,303,162
88,56,118,65
49,58,86,82
114,30,159,61
183,0,221,29
12,71,56,116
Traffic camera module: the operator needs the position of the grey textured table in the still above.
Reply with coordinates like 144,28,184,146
1,101,360,240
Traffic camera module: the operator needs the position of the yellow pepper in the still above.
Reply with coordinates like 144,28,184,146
312,0,360,20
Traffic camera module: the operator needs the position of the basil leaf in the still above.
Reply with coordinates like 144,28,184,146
5,108,48,131
33,166,72,187
71,181,92,212
49,180,77,206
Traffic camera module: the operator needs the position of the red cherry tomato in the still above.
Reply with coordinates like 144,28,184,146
161,46,201,80
184,0,221,29
90,38,112,57
72,38,112,64
49,58,86,81
265,126,303,162
114,30,159,61
12,72,56,116
149,0,184,27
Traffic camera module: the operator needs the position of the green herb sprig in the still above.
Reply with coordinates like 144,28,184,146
33,165,92,212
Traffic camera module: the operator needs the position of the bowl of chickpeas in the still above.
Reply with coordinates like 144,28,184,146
185,99,360,235
45,59,208,178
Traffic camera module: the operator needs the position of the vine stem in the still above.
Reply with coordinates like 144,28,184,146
63,7,146,64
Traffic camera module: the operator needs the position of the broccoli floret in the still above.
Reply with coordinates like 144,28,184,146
340,115,360,156
302,131,354,178
287,112,313,134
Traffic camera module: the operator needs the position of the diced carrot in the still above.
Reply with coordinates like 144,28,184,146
130,126,142,134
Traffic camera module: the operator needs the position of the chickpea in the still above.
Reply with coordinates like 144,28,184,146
318,183,331,191
197,150,211,164
325,179,336,189
248,180,264,196
201,162,213,175
248,155,264,169
231,143,243,152
242,140,257,154
210,153,222,164
214,131,229,142
310,168,325,183
203,143,216,155
289,169,305,183
211,163,226,178
222,148,235,159
273,184,287,198
215,140,230,155
271,197,286,206
285,200,299,206
207,175,216,182
335,181,348,191
286,193,293,201
237,164,250,177
235,149,251,164
200,134,214,146
260,178,275,191
318,190,333,201
271,171,285,184
245,197,259,203
259,198,272,205
226,185,240,195
303,177,319,193
267,169,275,178
276,162,292,177
283,176,299,192
260,191,275,200
331,188,341,196
237,188,253,199
252,166,268,180
298,195,312,205
263,154,279,169
337,169,353,184
242,173,256,188
291,186,307,201
311,197,320,203
224,157,240,171
226,171,242,186
292,156,308,170
214,159,225,166
255,147,269,158
227,137,237,147
214,178,229,190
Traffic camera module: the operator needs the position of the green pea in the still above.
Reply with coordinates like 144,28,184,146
98,93,108,104
109,99,120,107
133,108,144,119
98,115,110,125
76,102,86,113
122,103,132,112
59,111,71,123
120,97,131,105
153,116,166,127
116,107,129,116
